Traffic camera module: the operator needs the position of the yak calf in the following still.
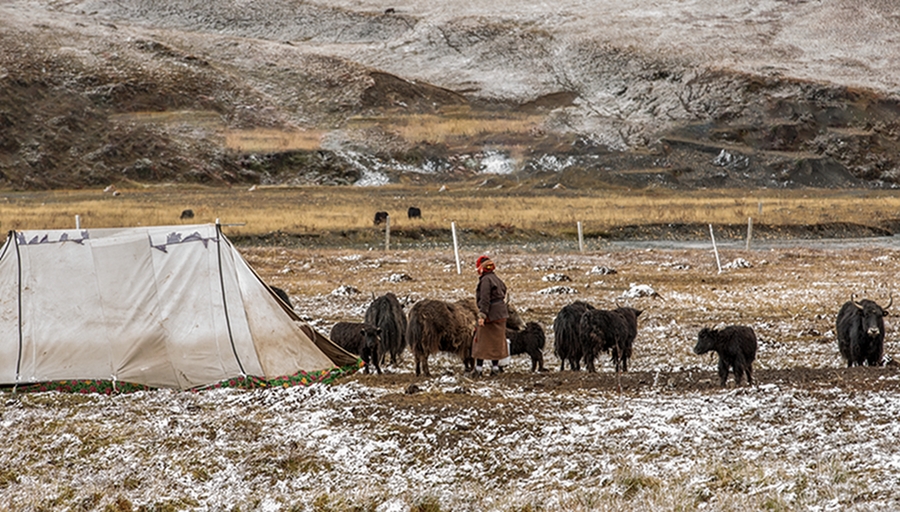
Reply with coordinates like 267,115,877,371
694,325,757,387
330,322,382,374
579,307,641,373
506,321,547,372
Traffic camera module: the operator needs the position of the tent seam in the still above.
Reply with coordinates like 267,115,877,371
216,223,246,377
13,231,22,392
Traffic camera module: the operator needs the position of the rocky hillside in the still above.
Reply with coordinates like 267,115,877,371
2,0,900,189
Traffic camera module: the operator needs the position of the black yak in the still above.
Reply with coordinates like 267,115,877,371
365,292,408,366
506,321,547,372
836,295,891,367
330,322,383,374
694,325,758,387
407,298,478,377
373,211,389,225
407,206,422,219
180,209,194,220
553,301,594,371
579,307,642,373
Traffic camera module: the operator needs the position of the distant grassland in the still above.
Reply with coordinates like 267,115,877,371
348,110,544,145
1,185,899,237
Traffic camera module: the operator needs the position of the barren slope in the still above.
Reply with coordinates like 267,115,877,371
3,0,900,189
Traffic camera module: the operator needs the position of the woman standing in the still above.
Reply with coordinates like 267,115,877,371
470,255,510,377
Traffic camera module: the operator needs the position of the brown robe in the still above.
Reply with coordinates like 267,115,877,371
472,271,509,361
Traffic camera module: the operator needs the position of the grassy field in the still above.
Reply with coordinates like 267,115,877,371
1,185,899,239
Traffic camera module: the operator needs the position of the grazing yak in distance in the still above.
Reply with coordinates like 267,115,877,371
330,322,383,374
694,325,758,387
365,292,408,366
553,301,594,371
579,306,642,373
180,209,194,220
373,211,389,225
407,298,478,377
836,295,891,367
407,206,422,219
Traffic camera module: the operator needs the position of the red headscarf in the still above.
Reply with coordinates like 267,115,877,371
476,255,495,275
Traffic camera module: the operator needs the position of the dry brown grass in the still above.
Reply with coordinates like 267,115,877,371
1,186,899,237
224,128,327,152
349,110,544,144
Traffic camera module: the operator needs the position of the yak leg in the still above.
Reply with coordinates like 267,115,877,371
717,357,730,387
421,355,431,377
745,362,753,386
732,355,746,386
584,354,595,373
373,348,382,375
415,353,430,377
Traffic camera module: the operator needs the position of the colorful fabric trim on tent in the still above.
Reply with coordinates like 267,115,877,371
205,360,364,390
6,360,363,394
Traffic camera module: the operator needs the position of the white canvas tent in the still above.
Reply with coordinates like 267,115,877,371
0,223,356,390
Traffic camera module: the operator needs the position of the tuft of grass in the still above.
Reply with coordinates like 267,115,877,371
410,496,443,512
103,496,134,512
310,493,379,512
0,469,19,488
617,470,661,500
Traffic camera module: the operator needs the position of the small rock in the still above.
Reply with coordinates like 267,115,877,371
382,273,414,283
724,258,753,269
621,283,658,298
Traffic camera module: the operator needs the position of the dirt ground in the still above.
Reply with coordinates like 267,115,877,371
243,240,900,397
4,240,900,511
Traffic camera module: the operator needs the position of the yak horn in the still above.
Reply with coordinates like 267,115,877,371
851,293,863,310
886,292,893,310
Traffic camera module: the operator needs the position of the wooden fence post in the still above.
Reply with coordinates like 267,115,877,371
709,224,722,273
577,221,584,253
451,222,461,274
746,217,753,250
